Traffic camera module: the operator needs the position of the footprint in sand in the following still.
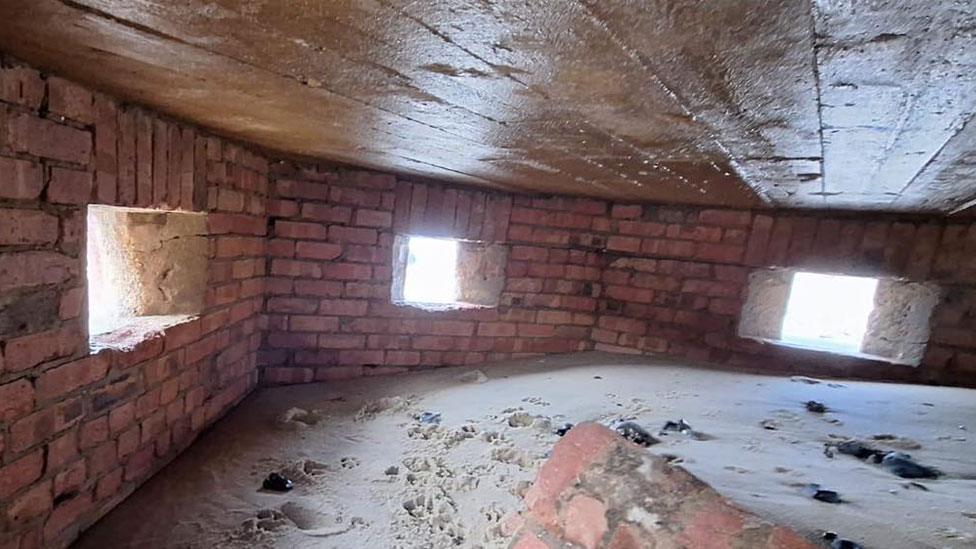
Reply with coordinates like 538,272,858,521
340,457,360,469
521,396,550,407
482,431,508,444
507,412,536,428
276,408,323,430
279,501,363,537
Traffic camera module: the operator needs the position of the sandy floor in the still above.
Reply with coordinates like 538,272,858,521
76,352,976,549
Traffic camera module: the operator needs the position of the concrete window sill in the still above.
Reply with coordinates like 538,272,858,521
743,335,919,367
89,314,198,353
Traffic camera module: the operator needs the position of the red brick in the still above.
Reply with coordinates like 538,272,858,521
95,468,123,501
0,66,45,108
294,279,343,297
79,416,109,450
47,429,80,471
48,76,94,124
3,325,83,372
354,208,393,228
0,208,59,245
317,299,368,318
318,334,366,349
58,287,84,320
296,241,342,260
36,354,110,401
43,491,93,544
48,166,93,204
322,263,371,280
0,156,43,199
338,350,384,365
7,113,91,164
117,427,141,459
207,213,267,236
276,221,328,240
611,204,642,219
0,449,44,499
108,402,136,434
329,225,378,245
699,209,752,228
695,243,744,264
477,322,517,337
524,423,618,528
606,236,641,253
431,320,475,336
300,203,351,223
5,480,52,528
561,494,608,549
0,378,34,422
54,460,86,498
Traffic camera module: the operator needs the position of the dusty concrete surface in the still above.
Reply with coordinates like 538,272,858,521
87,205,207,335
2,2,974,211
75,352,976,548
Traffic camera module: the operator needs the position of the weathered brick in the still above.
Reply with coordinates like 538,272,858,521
7,113,91,164
36,354,110,401
0,156,43,199
0,449,43,499
0,208,59,245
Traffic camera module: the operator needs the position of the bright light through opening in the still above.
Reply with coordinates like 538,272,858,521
402,236,459,304
781,272,878,353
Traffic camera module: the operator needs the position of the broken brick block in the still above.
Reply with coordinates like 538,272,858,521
510,422,817,549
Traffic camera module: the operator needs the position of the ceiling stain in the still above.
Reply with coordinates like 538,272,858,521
0,0,974,212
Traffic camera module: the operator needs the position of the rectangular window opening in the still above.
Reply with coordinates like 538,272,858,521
87,205,208,351
780,272,878,354
738,268,939,366
402,236,460,305
391,234,506,311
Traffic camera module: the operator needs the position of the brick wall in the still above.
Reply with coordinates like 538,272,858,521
260,165,976,388
591,206,976,386
0,59,267,548
259,164,600,383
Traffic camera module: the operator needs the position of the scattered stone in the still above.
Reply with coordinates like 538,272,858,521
902,481,929,491
802,483,843,504
660,419,712,440
418,411,442,425
554,422,574,437
593,375,602,379
457,370,488,384
760,419,780,431
791,376,822,384
385,466,399,476
276,407,322,430
880,452,941,479
823,532,864,549
612,421,659,447
661,419,693,433
261,472,294,492
805,401,828,413
871,434,922,450
833,440,885,461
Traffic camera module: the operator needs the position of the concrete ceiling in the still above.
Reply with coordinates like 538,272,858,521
1,0,974,212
